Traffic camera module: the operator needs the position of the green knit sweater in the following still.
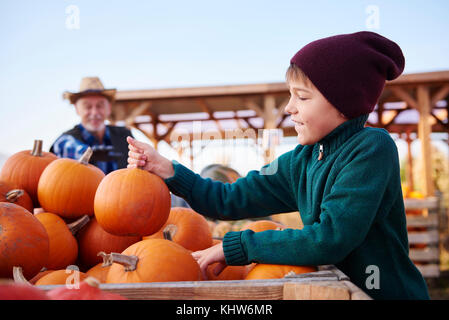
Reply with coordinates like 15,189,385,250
164,114,429,300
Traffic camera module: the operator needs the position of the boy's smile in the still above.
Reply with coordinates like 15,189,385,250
285,78,347,145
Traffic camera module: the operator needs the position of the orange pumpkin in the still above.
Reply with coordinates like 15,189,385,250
0,181,33,212
144,207,213,251
105,239,202,283
37,148,105,219
76,217,141,269
34,213,89,270
0,203,49,279
206,262,251,281
29,269,55,285
244,263,317,280
94,168,170,237
0,140,57,207
85,252,113,283
35,268,89,286
240,220,285,232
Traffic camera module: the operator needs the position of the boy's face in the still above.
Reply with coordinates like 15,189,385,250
285,78,347,145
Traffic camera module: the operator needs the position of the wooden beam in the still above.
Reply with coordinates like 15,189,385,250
431,84,449,107
390,87,418,110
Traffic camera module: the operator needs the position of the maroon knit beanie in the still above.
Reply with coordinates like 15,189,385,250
290,31,405,119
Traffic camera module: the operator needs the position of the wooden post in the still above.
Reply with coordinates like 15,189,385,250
417,85,434,197
405,129,415,191
263,95,278,165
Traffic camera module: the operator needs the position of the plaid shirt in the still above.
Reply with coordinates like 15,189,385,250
52,124,118,174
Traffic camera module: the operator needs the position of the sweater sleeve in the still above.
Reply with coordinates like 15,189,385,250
224,132,401,266
164,150,298,221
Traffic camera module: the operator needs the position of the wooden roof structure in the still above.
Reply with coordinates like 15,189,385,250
110,70,449,197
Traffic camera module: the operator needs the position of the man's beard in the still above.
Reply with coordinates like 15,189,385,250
83,120,105,133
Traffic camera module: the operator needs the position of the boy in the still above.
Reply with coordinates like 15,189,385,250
127,31,429,300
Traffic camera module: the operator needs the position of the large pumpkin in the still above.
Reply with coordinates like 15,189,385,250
37,147,105,219
0,181,33,212
105,239,202,283
34,212,89,270
76,217,141,269
144,207,212,251
0,203,49,279
0,140,57,207
94,168,170,237
244,263,317,280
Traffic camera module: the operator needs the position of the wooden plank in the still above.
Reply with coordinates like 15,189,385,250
416,264,440,278
404,197,439,210
341,281,372,300
409,247,439,262
406,214,438,228
408,230,439,245
283,281,350,300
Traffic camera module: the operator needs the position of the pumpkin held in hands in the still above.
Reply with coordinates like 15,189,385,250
94,168,170,237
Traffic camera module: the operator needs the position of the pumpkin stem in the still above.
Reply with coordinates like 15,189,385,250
162,224,177,241
5,189,25,203
99,252,139,272
97,251,114,267
78,147,93,165
67,215,90,235
31,140,43,157
13,266,32,285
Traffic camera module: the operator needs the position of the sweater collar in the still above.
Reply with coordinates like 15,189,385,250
315,114,369,160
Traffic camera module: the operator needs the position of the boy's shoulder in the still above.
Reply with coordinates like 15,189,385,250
354,126,397,149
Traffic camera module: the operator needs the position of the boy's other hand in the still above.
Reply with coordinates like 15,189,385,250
126,136,175,179
191,242,227,280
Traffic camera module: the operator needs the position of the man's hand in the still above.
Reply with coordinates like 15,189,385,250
191,242,227,280
126,136,175,179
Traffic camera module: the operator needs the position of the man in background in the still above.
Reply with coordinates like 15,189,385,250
50,77,133,174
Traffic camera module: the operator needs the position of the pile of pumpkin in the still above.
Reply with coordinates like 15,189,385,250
0,140,316,299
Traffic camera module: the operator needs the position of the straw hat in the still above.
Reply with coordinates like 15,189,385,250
63,77,117,104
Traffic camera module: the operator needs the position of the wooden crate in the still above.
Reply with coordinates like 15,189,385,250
37,265,371,300
405,196,441,278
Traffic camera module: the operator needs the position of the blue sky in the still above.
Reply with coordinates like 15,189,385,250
0,0,448,172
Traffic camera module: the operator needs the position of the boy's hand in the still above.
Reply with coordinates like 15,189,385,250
191,242,227,280
126,136,175,179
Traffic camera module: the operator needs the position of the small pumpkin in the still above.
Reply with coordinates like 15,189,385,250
47,277,127,300
240,220,285,232
37,147,105,219
244,263,317,280
144,207,213,251
0,140,58,207
105,239,202,283
0,181,33,212
76,217,141,269
34,213,89,270
0,203,49,279
35,267,89,286
206,262,251,281
94,168,170,237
